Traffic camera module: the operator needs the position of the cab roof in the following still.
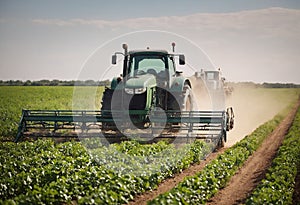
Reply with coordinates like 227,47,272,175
129,50,170,56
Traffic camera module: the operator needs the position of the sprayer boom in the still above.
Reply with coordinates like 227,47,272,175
15,109,233,145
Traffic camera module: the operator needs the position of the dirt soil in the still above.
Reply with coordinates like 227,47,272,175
206,100,300,205
129,148,227,205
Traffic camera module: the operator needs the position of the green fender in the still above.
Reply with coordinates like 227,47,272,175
111,77,122,90
170,76,191,92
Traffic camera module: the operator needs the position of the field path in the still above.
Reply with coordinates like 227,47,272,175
129,148,227,205
207,99,300,205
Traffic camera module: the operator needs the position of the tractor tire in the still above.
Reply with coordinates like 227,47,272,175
181,84,197,111
168,84,197,133
101,87,113,110
218,136,225,148
100,88,116,132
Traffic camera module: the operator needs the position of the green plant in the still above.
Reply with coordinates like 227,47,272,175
0,139,210,204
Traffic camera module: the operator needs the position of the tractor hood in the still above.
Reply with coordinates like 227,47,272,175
125,74,156,90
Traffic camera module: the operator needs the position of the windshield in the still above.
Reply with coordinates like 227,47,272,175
128,55,167,77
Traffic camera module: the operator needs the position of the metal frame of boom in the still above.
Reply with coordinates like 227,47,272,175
15,109,229,145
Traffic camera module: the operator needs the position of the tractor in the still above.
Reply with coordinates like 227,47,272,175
15,43,234,148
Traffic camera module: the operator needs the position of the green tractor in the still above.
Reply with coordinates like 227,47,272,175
101,43,196,131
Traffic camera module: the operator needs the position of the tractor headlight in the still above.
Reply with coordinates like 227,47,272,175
134,88,146,94
125,88,134,94
125,88,146,94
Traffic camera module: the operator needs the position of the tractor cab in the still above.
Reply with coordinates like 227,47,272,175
112,44,185,88
128,51,172,78
110,44,188,111
126,50,174,89
202,70,224,90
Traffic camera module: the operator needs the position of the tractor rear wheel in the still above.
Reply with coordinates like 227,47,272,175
168,84,197,133
181,84,197,111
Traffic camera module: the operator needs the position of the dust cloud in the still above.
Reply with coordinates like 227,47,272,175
225,85,298,146
189,78,298,147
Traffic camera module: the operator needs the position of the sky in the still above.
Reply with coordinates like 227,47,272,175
0,0,300,83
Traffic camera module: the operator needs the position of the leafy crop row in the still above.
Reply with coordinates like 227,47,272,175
246,107,300,205
0,139,211,204
148,111,287,204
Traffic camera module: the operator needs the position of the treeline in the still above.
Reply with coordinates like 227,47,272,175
227,82,300,88
262,82,300,88
0,80,110,86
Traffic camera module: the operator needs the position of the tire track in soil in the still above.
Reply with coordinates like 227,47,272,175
207,100,300,205
128,148,227,205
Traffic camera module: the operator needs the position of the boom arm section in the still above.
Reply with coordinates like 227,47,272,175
15,108,233,146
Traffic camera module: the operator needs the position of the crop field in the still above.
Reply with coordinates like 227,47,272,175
0,86,300,204
0,86,104,141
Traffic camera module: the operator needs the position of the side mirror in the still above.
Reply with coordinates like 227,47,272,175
112,54,117,64
179,55,185,65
